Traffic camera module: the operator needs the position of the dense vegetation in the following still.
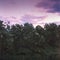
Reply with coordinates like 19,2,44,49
0,20,60,60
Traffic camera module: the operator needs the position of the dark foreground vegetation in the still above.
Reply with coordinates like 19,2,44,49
0,20,60,60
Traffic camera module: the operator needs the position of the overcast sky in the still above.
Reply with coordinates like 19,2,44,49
0,0,60,27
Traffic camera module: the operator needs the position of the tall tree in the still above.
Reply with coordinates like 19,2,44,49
44,23,58,47
10,24,23,54
0,20,8,59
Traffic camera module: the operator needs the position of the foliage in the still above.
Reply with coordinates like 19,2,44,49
0,20,60,60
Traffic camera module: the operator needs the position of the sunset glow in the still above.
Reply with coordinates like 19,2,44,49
0,0,60,27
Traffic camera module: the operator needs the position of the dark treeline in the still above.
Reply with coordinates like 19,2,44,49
0,20,60,60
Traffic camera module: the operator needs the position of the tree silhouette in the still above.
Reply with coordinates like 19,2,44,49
0,20,59,60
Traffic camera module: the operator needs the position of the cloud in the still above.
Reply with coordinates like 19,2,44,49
10,16,17,19
0,0,16,8
0,0,15,4
21,14,46,23
20,14,46,27
0,15,46,27
0,14,60,27
36,0,60,13
0,16,22,25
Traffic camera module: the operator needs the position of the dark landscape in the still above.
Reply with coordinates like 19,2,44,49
0,20,60,60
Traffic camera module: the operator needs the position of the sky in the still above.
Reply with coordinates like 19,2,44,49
0,0,60,27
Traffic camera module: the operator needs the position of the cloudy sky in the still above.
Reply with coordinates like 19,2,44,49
0,0,60,27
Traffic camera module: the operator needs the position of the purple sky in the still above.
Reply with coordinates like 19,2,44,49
0,0,60,27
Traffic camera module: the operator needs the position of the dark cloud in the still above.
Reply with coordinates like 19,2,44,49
51,0,60,2
36,0,60,13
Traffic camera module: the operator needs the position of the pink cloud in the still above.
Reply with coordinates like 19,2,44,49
0,13,60,28
21,14,46,23
0,16,23,25
0,15,47,27
20,14,47,27
10,16,17,19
